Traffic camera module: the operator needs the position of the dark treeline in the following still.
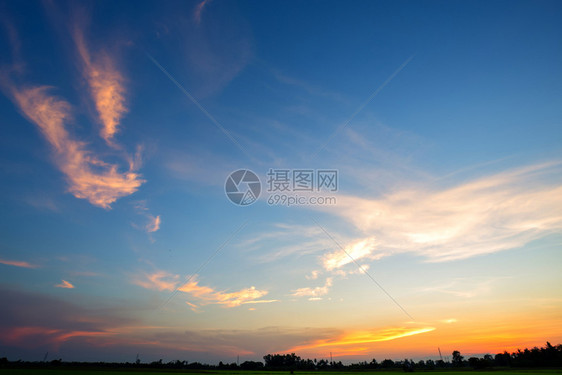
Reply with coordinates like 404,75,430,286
0,342,561,371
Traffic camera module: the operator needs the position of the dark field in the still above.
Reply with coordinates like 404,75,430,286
1,370,562,375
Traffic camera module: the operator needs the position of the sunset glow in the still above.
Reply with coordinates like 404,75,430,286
0,0,561,365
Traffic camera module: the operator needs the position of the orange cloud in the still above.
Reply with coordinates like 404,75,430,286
0,258,38,268
287,326,436,353
73,28,127,145
133,271,275,308
133,271,179,291
179,278,274,308
11,86,144,208
55,280,75,289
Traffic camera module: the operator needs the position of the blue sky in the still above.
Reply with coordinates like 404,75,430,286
0,0,561,364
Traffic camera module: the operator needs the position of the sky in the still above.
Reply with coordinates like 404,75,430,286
0,0,561,364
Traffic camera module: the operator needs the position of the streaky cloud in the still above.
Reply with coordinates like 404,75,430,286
11,86,144,209
0,258,38,268
194,0,213,25
73,27,127,146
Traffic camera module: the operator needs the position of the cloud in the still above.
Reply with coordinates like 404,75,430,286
441,318,458,324
178,278,274,308
10,86,144,209
271,68,349,105
55,280,75,289
322,162,562,262
291,278,333,298
194,0,213,25
0,286,133,352
134,271,275,308
0,258,38,268
331,264,370,278
321,237,379,271
292,265,371,300
180,1,253,97
286,326,436,353
305,270,320,280
133,200,161,234
145,215,161,233
133,271,179,292
72,27,127,145
236,222,335,263
418,277,504,298
0,287,306,361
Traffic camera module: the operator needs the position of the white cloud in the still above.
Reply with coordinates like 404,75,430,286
291,278,333,298
321,237,380,271
320,162,562,262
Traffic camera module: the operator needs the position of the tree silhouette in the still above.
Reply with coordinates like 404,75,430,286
452,350,464,367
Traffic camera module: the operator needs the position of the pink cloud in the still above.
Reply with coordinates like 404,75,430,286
146,215,161,233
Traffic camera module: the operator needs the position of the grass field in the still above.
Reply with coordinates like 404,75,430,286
1,370,562,375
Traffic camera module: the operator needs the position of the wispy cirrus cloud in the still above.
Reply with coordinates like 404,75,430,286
418,277,507,299
1,19,144,210
322,162,562,262
0,258,38,268
9,86,144,209
55,280,75,289
176,0,253,97
236,222,335,263
72,28,127,146
194,0,213,25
